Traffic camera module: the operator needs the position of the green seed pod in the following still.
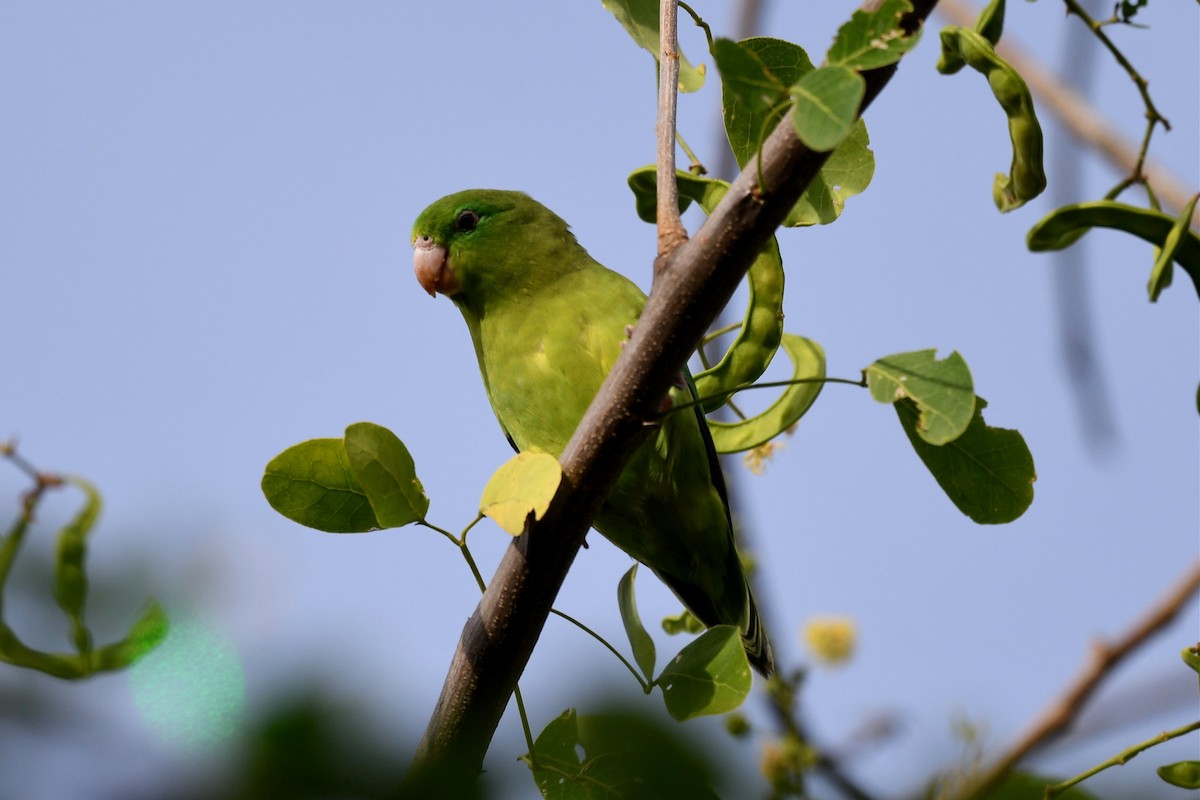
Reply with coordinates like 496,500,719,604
937,25,1046,212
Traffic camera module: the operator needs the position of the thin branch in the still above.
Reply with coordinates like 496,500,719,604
1045,719,1200,799
409,0,939,778
656,0,688,269
956,560,1200,799
936,0,1199,225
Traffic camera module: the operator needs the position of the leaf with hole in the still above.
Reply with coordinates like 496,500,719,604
867,349,974,445
827,0,922,70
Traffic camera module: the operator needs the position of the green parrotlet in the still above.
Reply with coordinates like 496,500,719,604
412,189,774,676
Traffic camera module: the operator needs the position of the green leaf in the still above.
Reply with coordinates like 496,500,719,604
524,708,722,799
262,438,379,533
1148,193,1199,302
55,476,101,655
658,625,752,721
791,66,866,152
709,335,826,454
662,609,705,636
479,452,562,536
525,709,585,799
827,0,922,70
600,0,705,92
343,422,429,527
867,349,975,445
897,396,1035,523
983,772,1099,799
785,119,875,226
719,37,874,226
713,37,787,122
618,565,656,683
1027,200,1200,297
1158,760,1200,789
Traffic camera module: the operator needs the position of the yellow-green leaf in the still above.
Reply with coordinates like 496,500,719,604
479,452,562,536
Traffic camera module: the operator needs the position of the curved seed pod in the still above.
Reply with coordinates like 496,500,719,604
708,335,826,454
56,476,101,655
937,26,1045,212
627,167,786,412
1027,199,1200,297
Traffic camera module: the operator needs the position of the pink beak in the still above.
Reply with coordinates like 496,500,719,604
413,235,456,297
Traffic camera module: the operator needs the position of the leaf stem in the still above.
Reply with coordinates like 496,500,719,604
677,1,713,52
549,607,651,693
1043,719,1200,799
422,513,541,761
1060,0,1170,185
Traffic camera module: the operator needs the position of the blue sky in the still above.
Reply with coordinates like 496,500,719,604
2,2,1197,797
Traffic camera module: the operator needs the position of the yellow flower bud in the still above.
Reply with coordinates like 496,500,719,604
803,616,857,665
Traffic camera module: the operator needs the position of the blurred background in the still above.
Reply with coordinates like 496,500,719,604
1,2,1196,797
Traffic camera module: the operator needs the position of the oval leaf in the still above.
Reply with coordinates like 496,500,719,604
344,422,429,527
524,709,584,796
867,349,975,445
479,452,562,536
709,335,826,454
792,65,866,156
261,438,379,533
897,396,1035,524
658,625,752,721
717,37,875,226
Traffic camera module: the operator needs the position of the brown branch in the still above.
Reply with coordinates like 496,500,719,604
409,0,939,779
936,0,1200,225
956,560,1200,800
656,0,688,267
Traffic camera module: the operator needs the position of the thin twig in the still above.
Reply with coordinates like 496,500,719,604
936,0,1198,225
956,560,1200,799
1044,719,1200,798
656,0,688,271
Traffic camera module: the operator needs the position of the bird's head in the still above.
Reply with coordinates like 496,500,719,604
411,190,579,306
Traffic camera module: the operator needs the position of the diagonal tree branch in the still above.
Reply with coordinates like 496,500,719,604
955,560,1200,800
411,0,939,777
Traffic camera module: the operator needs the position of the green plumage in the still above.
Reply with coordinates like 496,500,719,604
412,190,773,676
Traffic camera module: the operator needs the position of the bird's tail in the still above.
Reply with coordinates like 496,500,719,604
742,588,775,678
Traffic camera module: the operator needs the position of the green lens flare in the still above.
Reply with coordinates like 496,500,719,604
128,611,246,752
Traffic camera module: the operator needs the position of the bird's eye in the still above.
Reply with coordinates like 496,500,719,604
455,210,480,233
